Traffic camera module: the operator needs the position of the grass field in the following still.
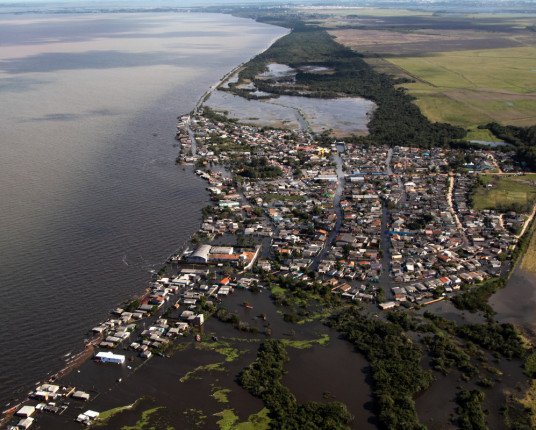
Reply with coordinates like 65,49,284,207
521,226,536,274
465,128,503,142
385,46,536,128
472,174,536,212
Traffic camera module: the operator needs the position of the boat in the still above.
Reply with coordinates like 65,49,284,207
243,302,253,309
2,404,20,415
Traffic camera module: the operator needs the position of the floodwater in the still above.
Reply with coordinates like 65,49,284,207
284,335,375,429
36,289,375,429
0,12,286,406
490,267,536,337
206,90,376,135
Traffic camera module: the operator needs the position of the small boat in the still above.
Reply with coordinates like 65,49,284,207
243,302,253,309
2,404,19,415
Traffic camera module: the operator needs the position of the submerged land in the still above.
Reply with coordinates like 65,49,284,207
4,4,536,430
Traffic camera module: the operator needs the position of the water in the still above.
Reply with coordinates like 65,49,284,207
490,268,536,337
0,11,286,405
206,90,376,135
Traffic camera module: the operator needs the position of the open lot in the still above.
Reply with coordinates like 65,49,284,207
472,173,536,212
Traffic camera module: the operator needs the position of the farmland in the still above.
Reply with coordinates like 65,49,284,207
472,173,536,213
319,9,536,131
385,46,536,128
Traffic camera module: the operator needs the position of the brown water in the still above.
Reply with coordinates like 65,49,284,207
490,268,536,337
0,11,287,406
36,289,375,429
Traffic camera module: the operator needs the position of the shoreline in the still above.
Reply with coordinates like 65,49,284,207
0,23,289,428
4,10,531,427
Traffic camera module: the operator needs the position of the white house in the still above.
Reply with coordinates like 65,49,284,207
95,351,125,364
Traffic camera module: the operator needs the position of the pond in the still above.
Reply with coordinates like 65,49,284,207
205,90,376,136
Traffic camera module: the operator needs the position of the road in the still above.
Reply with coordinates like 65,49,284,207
310,145,345,270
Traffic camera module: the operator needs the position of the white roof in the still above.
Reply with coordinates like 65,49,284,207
16,406,35,417
95,351,125,360
84,410,100,418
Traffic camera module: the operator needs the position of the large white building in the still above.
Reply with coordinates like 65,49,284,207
95,351,125,364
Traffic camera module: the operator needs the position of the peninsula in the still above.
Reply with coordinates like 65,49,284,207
3,5,536,430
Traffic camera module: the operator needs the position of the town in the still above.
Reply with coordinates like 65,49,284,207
4,107,534,430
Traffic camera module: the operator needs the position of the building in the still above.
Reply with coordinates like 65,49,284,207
187,245,211,263
95,351,126,364
16,406,35,418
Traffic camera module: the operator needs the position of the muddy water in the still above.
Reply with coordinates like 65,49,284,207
284,334,375,429
490,268,536,337
36,289,374,429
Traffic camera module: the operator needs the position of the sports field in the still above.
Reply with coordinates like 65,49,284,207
386,46,536,128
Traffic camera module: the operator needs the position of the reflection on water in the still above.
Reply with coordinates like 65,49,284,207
206,89,376,135
0,11,286,405
490,267,536,336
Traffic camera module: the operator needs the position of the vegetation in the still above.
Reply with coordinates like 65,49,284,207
454,389,487,430
486,123,536,170
94,399,144,427
120,406,174,430
179,362,226,383
524,352,536,377
195,340,244,362
237,157,282,179
280,334,330,349
212,388,231,404
422,334,477,378
203,106,237,124
456,322,524,359
472,173,536,213
238,339,353,429
214,408,271,430
124,299,141,312
520,224,536,274
328,307,432,429
519,380,536,429
501,393,533,430
235,27,465,148
214,307,259,333
384,47,536,129
451,278,506,315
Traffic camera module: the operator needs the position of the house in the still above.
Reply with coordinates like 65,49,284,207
95,351,125,364
72,391,90,401
187,245,212,263
16,406,35,418
15,418,34,430
379,301,397,310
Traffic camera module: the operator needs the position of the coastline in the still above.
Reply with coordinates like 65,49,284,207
0,23,289,427
4,10,532,428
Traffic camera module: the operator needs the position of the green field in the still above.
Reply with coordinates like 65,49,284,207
521,227,536,274
387,46,536,128
472,174,536,212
